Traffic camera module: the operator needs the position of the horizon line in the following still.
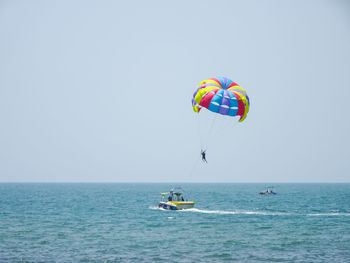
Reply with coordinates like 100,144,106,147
0,181,349,184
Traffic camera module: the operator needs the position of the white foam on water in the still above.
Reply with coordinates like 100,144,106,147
307,213,350,217
180,208,291,216
149,206,168,211
181,208,237,215
150,206,350,217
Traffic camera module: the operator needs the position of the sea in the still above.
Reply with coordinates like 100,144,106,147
0,183,349,263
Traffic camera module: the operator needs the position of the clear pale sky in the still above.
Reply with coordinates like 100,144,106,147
1,0,349,182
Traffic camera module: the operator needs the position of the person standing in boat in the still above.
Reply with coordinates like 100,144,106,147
168,190,173,201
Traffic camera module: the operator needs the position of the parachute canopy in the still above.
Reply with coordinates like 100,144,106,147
192,77,250,122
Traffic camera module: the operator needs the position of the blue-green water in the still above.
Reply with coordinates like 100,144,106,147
0,183,349,262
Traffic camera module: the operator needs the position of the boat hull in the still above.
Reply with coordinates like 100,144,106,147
159,201,194,210
259,192,277,195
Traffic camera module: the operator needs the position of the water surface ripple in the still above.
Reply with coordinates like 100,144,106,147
0,183,349,262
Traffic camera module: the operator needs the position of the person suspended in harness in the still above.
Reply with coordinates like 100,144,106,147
201,149,207,163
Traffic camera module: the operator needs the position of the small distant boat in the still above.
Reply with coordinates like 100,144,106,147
158,187,194,210
259,186,277,195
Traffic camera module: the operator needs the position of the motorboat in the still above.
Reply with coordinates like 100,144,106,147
158,187,194,210
259,186,277,195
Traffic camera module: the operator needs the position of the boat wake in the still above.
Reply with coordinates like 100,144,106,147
149,206,290,215
150,207,350,217
307,213,350,216
181,208,291,216
149,206,171,211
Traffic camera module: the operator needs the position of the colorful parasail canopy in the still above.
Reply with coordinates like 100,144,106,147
192,77,250,122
